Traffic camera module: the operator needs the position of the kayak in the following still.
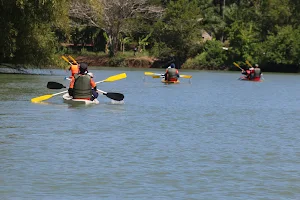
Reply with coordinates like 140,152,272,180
62,93,99,105
161,79,180,84
238,76,262,82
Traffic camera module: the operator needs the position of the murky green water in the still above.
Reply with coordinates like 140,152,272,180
1,69,300,199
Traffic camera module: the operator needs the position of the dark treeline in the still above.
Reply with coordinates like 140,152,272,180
1,0,300,72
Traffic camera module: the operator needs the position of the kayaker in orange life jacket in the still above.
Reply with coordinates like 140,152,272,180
68,63,98,101
68,61,79,77
164,63,179,81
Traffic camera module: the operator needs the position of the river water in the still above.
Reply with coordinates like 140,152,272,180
1,68,300,200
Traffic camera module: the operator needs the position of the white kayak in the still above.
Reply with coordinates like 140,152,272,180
62,93,99,105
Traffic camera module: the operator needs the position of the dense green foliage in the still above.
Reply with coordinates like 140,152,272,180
1,0,299,72
0,0,69,67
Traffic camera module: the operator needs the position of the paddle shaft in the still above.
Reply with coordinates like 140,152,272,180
52,90,68,96
245,60,253,68
233,62,243,71
97,89,107,94
62,56,72,65
145,72,191,79
144,72,163,76
65,73,126,83
66,77,121,84
31,90,68,103
68,55,78,64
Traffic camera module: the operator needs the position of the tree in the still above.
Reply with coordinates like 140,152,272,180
101,0,163,55
69,0,163,56
138,33,152,52
152,0,203,65
0,0,70,66
119,36,131,53
262,26,300,66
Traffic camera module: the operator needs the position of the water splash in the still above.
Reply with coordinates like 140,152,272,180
110,100,125,104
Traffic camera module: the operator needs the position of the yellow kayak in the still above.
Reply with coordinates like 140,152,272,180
161,79,180,84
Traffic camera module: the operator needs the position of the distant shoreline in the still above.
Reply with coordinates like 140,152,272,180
1,55,300,73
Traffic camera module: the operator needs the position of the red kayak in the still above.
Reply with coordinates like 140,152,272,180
238,76,263,82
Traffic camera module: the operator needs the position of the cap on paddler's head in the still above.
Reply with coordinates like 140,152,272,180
170,63,175,68
79,62,88,73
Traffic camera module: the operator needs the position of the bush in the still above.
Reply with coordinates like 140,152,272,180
183,40,227,70
107,57,126,67
150,42,173,59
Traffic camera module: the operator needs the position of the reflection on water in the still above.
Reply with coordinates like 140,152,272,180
1,71,300,199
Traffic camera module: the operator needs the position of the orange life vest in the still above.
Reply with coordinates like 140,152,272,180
69,65,79,76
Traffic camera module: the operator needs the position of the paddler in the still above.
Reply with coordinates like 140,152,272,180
248,65,255,80
164,63,179,81
68,63,99,101
68,61,79,77
253,64,262,79
241,68,250,79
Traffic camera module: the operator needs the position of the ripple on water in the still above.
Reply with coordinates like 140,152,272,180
1,71,300,199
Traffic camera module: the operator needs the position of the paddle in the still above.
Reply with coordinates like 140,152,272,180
68,55,78,64
96,73,127,83
152,75,164,78
179,75,192,78
63,73,127,84
31,73,127,103
144,72,192,79
233,62,243,71
97,89,124,101
245,60,253,68
144,72,163,76
62,55,72,65
47,82,66,89
31,90,68,103
152,74,192,79
46,81,124,101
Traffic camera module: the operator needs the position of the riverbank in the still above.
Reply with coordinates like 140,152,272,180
73,55,300,73
0,55,160,74
1,54,299,73
75,55,158,68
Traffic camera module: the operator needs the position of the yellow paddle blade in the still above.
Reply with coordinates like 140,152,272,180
103,73,127,82
245,60,252,67
31,90,68,103
68,55,77,64
152,75,161,78
61,55,70,63
144,72,155,76
233,62,242,70
180,75,192,79
31,94,53,103
233,62,239,67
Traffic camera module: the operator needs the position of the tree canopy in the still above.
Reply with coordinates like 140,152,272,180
0,0,299,72
0,0,70,66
